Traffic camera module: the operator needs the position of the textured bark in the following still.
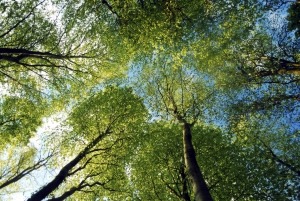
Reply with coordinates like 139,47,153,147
0,48,89,62
179,165,191,201
27,131,109,201
47,187,77,201
182,123,213,201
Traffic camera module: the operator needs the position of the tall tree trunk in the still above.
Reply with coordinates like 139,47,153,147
182,123,213,201
27,130,110,201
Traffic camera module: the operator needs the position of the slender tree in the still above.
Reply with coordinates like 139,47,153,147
27,87,147,200
133,53,216,200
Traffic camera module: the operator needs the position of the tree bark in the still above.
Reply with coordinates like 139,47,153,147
179,164,191,201
182,123,213,201
0,48,89,60
27,130,110,201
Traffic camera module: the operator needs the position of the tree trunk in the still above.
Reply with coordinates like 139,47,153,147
179,164,191,201
27,131,109,201
182,123,213,201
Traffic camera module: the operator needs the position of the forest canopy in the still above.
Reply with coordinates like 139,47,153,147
0,0,299,200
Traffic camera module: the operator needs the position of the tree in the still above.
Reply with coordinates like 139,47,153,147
128,17,299,198
25,86,147,200
132,51,216,200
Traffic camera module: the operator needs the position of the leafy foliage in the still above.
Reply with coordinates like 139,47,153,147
0,93,46,145
0,0,299,200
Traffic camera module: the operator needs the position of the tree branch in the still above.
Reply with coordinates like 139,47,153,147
258,138,300,177
0,153,53,190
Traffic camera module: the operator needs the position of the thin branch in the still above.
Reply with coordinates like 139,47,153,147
0,153,54,190
160,174,181,198
151,178,163,201
0,48,92,60
258,138,300,177
101,0,120,18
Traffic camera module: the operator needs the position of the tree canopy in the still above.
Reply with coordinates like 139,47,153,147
0,0,299,200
